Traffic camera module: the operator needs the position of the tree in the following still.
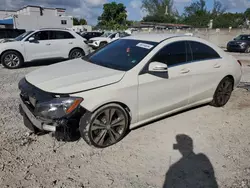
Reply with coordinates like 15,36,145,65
182,0,210,27
245,8,250,19
73,17,87,25
142,0,175,16
212,0,227,15
97,2,127,30
73,17,79,25
141,0,178,23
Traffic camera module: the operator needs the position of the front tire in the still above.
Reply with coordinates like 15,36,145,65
1,51,23,69
79,104,129,148
210,77,234,107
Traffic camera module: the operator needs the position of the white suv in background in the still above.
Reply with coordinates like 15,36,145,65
0,28,90,69
88,32,130,49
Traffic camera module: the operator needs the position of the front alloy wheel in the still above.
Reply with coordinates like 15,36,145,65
80,104,129,148
1,51,23,69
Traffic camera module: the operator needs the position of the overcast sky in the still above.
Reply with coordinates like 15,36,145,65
0,0,249,25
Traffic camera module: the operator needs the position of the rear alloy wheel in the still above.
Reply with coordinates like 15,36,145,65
99,42,107,48
1,51,23,69
69,49,84,59
211,77,234,107
80,104,129,148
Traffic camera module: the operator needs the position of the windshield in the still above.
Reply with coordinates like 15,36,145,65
87,39,158,71
235,35,250,41
15,31,34,41
101,32,112,37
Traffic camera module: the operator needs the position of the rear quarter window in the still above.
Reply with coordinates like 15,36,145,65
189,41,220,61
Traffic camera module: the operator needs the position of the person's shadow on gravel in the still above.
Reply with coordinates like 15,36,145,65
163,134,218,188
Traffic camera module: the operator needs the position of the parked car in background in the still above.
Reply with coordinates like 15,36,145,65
19,34,242,148
227,34,250,53
80,31,104,41
88,32,130,49
0,28,26,40
0,28,90,69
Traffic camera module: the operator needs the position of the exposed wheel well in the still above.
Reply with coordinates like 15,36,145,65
0,50,24,62
68,47,85,57
225,75,235,87
92,102,132,123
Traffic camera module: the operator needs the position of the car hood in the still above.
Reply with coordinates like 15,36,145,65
89,37,109,41
25,59,125,94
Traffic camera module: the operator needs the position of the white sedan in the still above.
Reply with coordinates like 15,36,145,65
19,34,242,148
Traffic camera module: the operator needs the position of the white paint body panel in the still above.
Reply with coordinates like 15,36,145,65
25,35,242,129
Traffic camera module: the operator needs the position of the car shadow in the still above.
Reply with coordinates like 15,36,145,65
163,134,218,188
23,58,66,68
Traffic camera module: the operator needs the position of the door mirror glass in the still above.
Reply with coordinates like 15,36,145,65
28,37,36,42
149,62,168,72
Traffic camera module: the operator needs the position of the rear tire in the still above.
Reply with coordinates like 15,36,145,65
210,77,234,107
1,51,23,69
99,42,107,48
79,104,129,148
69,49,84,59
245,46,250,53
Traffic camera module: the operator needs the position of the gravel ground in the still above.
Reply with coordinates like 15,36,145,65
0,56,250,188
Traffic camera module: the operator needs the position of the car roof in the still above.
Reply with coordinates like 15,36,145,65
123,33,187,42
38,28,71,32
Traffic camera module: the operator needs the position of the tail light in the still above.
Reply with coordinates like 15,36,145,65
237,60,242,66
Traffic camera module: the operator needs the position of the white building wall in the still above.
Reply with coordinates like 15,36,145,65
0,10,15,19
14,14,73,30
72,25,92,32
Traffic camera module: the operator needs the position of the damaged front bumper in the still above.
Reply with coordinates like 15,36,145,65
18,78,84,141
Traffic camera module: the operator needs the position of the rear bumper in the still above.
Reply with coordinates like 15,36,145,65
227,45,246,52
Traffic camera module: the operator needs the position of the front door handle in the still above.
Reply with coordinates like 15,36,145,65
46,43,51,46
214,64,221,68
180,68,190,74
69,42,73,44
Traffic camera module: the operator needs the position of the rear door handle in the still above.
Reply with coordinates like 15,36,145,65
180,68,190,74
214,64,221,68
46,43,51,46
69,42,73,44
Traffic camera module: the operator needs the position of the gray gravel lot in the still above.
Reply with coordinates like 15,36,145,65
0,55,250,188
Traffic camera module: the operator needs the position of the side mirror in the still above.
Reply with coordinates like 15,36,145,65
149,62,168,72
28,37,36,42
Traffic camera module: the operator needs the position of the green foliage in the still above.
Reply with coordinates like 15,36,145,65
97,2,128,30
141,0,177,23
73,18,87,25
142,0,175,16
182,0,246,28
245,8,250,19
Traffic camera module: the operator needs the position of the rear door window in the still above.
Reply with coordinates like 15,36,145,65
50,31,75,40
189,41,220,61
151,41,187,67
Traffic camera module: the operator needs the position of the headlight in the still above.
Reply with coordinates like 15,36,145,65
240,43,246,47
34,97,83,120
